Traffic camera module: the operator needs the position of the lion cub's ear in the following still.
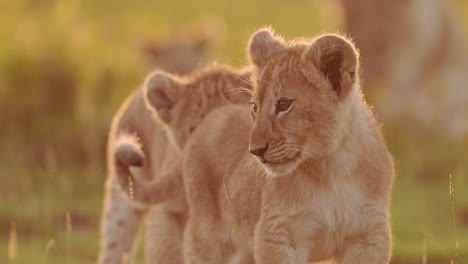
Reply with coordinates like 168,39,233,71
144,71,182,124
302,34,359,99
248,27,284,68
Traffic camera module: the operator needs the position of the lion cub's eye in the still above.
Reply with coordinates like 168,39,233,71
275,98,294,114
248,101,257,118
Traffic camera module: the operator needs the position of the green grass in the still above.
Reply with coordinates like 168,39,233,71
1,0,467,263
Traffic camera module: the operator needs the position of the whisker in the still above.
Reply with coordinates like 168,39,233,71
286,146,315,159
228,87,254,96
239,73,253,83
283,143,316,159
245,155,266,175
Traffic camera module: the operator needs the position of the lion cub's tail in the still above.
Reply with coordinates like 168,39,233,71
115,139,145,169
113,134,182,207
113,134,146,204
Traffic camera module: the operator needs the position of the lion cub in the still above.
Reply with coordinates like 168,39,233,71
103,63,250,264
99,29,214,263
114,64,252,205
163,28,393,263
100,87,182,264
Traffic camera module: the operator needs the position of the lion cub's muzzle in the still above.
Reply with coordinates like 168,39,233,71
249,143,269,159
253,143,303,176
250,141,302,165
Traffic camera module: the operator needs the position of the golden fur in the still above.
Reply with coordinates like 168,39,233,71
100,87,184,264
114,64,252,206
98,29,216,264
103,63,251,264
168,28,395,263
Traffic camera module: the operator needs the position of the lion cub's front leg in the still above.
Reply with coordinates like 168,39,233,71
183,215,227,264
254,213,311,264
336,220,391,264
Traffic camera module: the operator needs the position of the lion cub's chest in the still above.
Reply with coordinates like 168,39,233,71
301,177,365,258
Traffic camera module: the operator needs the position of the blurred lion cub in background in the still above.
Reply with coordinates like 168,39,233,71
99,17,229,264
99,40,203,264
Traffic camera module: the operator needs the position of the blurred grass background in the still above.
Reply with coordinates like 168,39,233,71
0,0,467,263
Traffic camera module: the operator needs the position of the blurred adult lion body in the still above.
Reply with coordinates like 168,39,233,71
342,0,468,138
178,29,394,263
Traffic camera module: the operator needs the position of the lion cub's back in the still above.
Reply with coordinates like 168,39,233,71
183,104,252,200
186,103,251,169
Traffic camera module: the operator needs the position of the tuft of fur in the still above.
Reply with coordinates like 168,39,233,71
113,134,149,208
174,28,394,264
114,134,145,167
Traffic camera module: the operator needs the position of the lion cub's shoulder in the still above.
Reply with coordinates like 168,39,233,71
186,104,252,163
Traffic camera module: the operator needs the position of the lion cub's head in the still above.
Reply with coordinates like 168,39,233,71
247,28,360,176
144,63,251,148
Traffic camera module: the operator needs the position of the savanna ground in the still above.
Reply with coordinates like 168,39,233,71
1,0,467,263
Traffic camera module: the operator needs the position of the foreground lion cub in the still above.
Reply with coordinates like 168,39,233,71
175,28,393,263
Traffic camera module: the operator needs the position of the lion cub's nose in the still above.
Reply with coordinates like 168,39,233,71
249,143,269,158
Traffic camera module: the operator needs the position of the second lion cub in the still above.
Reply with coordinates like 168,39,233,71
172,28,394,263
